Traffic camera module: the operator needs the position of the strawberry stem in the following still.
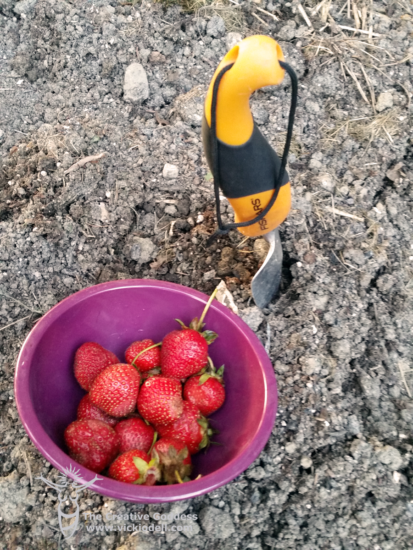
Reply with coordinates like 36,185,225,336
149,432,158,454
196,286,219,331
131,342,161,367
175,470,184,484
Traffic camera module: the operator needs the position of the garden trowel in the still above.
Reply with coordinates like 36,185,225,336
202,35,297,309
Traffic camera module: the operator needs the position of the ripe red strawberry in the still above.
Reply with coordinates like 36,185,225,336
152,437,192,485
108,450,160,485
155,401,211,454
115,417,155,454
137,376,183,426
160,291,218,379
125,339,161,372
64,419,119,473
77,394,118,427
89,364,141,418
161,329,209,379
184,363,225,416
74,342,119,391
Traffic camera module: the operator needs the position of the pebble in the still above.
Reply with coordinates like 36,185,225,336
226,32,242,50
206,16,226,38
302,356,321,375
317,172,335,192
128,237,157,264
164,204,177,216
123,63,149,103
99,202,110,222
0,470,31,522
301,456,313,469
251,104,269,125
347,415,362,435
203,269,216,281
376,92,393,112
285,442,297,454
330,339,351,359
162,163,179,179
376,445,403,470
176,91,204,127
199,506,235,539
241,306,264,331
309,157,323,170
359,375,381,400
278,23,297,41
253,238,269,263
13,0,37,15
400,409,413,424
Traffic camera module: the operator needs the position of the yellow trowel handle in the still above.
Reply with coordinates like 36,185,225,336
202,36,298,238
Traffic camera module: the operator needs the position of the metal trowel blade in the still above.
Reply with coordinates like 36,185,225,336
251,228,283,309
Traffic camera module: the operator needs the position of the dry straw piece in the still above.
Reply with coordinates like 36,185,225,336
188,0,245,31
302,0,410,119
322,108,402,150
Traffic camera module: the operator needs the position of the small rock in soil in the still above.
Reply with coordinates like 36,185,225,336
123,63,149,103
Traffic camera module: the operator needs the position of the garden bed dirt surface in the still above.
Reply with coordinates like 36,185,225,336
0,0,412,548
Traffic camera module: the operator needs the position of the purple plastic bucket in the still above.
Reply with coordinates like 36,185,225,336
15,280,277,503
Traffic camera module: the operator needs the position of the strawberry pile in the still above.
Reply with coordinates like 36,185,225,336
64,291,226,486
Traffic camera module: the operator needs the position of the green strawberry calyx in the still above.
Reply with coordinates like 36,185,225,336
175,286,220,344
131,342,162,368
132,456,160,485
198,417,216,451
197,357,225,386
152,446,192,485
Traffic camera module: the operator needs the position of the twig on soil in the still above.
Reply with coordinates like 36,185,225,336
322,109,401,147
397,82,411,112
0,292,42,314
313,205,328,230
352,0,361,29
359,63,376,113
265,322,271,354
398,361,412,398
128,206,140,228
64,153,107,175
335,24,381,36
193,0,245,32
383,127,394,143
255,6,278,21
312,0,330,16
342,61,370,105
383,54,413,67
22,451,33,487
0,315,32,332
237,236,250,248
331,251,349,271
252,12,270,27
297,1,313,27
322,206,364,221
342,260,363,272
